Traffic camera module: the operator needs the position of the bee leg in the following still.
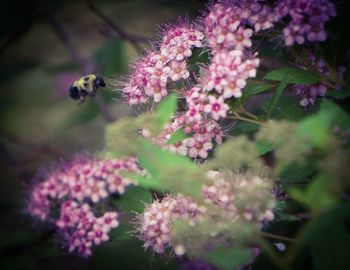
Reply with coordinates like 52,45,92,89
78,90,88,105
78,97,86,105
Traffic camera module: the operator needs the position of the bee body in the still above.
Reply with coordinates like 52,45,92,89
69,74,106,104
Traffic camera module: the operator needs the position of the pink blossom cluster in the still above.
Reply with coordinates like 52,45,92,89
277,0,336,46
202,171,275,224
204,1,278,53
136,195,206,254
122,23,204,104
293,55,345,107
203,50,259,99
57,200,119,257
144,112,224,159
28,155,140,256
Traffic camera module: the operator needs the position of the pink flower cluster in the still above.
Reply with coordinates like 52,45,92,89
203,50,260,99
136,195,206,254
122,23,204,104
293,55,345,107
145,112,224,159
277,0,336,46
28,155,140,256
204,1,277,53
57,201,119,257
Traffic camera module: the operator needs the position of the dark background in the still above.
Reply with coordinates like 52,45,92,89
1,0,349,269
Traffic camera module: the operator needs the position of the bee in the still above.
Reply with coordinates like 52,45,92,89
69,74,106,105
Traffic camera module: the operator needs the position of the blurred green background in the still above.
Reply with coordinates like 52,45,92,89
0,0,205,269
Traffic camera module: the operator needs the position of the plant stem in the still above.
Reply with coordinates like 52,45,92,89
261,232,295,242
227,115,265,126
86,0,143,53
238,106,259,120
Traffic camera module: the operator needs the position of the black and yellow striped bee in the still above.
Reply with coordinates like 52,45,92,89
69,74,106,105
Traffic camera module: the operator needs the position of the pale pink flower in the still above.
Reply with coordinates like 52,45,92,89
204,95,230,120
186,138,213,159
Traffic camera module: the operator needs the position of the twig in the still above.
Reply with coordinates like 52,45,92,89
86,0,143,53
261,232,295,242
237,106,259,120
227,115,265,126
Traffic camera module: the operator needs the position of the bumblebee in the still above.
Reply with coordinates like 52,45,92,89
69,74,106,104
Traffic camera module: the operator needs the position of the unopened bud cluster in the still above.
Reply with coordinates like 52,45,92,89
136,171,275,256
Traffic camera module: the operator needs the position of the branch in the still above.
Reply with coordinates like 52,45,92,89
261,232,295,242
86,0,143,53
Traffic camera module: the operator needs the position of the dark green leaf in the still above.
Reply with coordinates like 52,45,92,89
232,122,260,136
327,89,350,99
110,224,133,242
243,81,274,96
289,174,338,212
256,140,275,155
205,247,252,270
113,186,152,213
267,81,288,118
264,68,320,84
298,203,350,270
230,81,273,110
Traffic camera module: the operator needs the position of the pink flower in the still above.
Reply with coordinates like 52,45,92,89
168,60,190,81
204,50,259,99
234,27,253,50
186,138,213,159
144,79,168,102
283,24,305,46
204,95,230,120
249,6,277,32
86,180,108,203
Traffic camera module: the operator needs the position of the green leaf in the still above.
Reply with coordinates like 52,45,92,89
113,186,152,213
264,68,320,84
243,81,274,96
156,93,178,126
267,80,288,118
279,161,317,183
205,247,252,270
231,81,273,110
262,96,306,121
256,140,275,155
124,173,163,190
167,128,190,144
110,224,133,242
136,140,202,197
232,122,260,136
327,89,350,99
289,174,338,212
297,100,350,147
298,203,350,270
